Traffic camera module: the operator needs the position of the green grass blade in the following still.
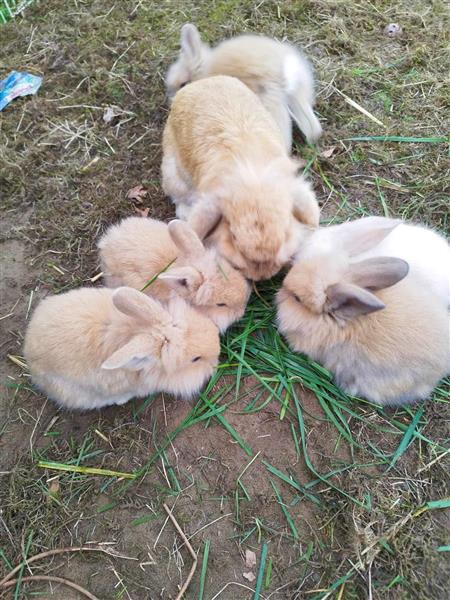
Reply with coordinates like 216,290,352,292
310,567,355,600
97,501,118,514
233,311,253,401
425,498,450,510
264,556,273,590
200,394,254,457
388,405,424,469
263,460,321,505
253,542,268,600
38,460,136,479
14,530,33,600
198,539,210,600
140,258,177,291
0,549,13,571
270,480,299,540
291,387,368,508
131,514,159,527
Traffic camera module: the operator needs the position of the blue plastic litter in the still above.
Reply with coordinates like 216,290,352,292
0,71,42,111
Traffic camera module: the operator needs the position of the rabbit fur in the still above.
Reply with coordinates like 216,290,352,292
162,75,320,281
165,24,322,148
98,217,251,332
276,217,450,406
23,286,220,410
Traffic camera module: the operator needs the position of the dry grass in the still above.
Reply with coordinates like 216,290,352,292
0,1,449,599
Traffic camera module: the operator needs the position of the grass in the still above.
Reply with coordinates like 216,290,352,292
1,0,449,599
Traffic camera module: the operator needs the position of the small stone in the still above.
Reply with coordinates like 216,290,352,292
384,23,402,37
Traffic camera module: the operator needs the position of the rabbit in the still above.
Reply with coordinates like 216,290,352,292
276,216,450,406
165,24,322,149
161,75,320,281
23,286,220,410
97,217,251,333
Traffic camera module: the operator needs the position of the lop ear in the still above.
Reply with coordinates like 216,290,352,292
180,24,203,63
350,257,409,290
101,335,155,371
158,266,203,290
327,282,385,320
187,201,222,240
112,287,168,323
329,217,402,256
168,219,205,258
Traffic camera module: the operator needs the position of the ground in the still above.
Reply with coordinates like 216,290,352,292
0,1,449,599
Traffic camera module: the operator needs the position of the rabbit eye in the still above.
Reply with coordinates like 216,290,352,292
192,356,202,362
229,261,242,272
216,302,227,307
293,294,302,303
179,81,188,88
179,278,188,287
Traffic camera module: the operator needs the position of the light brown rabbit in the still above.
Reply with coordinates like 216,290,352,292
165,24,322,148
23,287,220,410
98,217,250,333
276,217,450,406
162,75,320,281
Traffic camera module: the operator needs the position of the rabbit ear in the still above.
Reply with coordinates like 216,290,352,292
187,201,222,240
101,335,155,371
112,287,168,323
327,282,385,320
330,217,402,256
350,257,409,291
158,266,203,290
168,219,205,258
180,24,203,62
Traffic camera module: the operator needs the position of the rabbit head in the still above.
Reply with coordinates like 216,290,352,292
201,161,309,281
276,217,408,345
166,24,211,97
158,220,251,332
103,287,220,398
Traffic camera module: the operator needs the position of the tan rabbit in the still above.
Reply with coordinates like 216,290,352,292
162,75,320,281
98,217,250,333
23,287,220,410
165,24,322,148
276,217,450,406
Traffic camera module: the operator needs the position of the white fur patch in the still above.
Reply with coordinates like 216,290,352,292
358,224,450,307
283,51,310,93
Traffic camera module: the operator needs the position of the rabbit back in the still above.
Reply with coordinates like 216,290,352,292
98,217,178,301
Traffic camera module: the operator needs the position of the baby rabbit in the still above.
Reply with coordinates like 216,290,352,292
23,286,220,410
98,217,250,333
276,217,450,406
162,75,320,281
165,24,322,148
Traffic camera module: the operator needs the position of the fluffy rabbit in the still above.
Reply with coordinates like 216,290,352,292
276,217,450,406
23,286,220,410
98,217,251,333
162,75,320,281
165,24,322,148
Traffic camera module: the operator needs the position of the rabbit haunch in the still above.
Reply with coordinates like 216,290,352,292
162,75,319,281
276,217,450,406
98,217,250,333
165,24,322,148
23,287,220,410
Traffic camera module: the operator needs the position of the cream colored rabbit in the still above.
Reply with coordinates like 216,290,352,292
162,75,320,281
165,24,322,148
98,217,250,333
276,217,450,406
23,287,220,410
